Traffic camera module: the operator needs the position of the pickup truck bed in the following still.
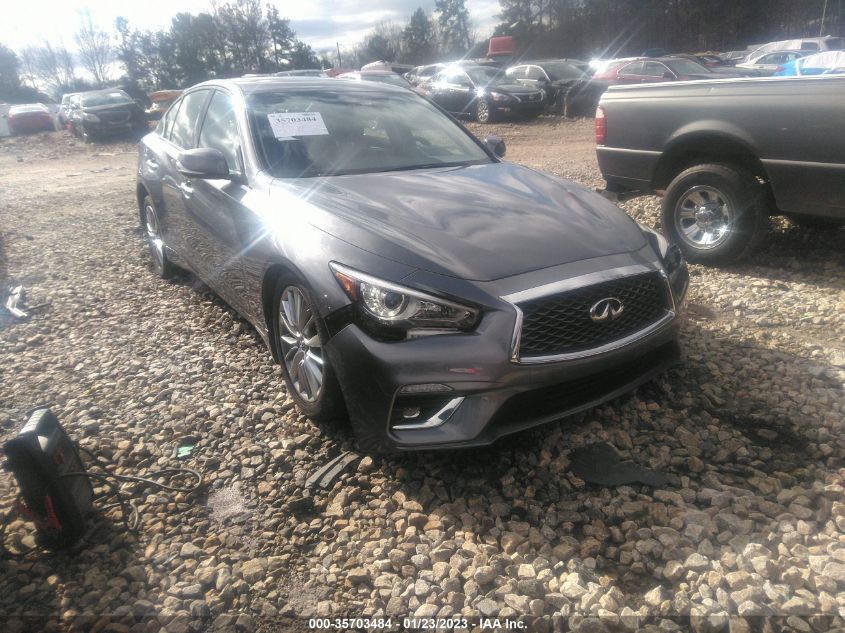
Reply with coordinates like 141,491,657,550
596,76,845,263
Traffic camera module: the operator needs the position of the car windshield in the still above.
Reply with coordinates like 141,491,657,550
360,74,409,87
83,91,134,107
248,88,492,178
663,58,712,75
541,62,589,80
464,66,507,86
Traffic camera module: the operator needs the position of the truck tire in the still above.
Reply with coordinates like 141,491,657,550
661,163,767,264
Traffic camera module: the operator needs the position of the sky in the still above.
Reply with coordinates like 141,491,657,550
1,0,500,54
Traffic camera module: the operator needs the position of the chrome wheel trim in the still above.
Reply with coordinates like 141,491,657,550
144,201,165,269
674,185,734,249
278,286,324,403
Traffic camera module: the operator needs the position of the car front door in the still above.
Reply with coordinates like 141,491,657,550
185,89,253,314
158,89,212,262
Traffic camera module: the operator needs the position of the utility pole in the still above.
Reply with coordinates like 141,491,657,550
820,0,829,36
336,42,342,68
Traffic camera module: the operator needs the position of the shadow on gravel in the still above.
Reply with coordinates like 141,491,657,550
0,507,155,632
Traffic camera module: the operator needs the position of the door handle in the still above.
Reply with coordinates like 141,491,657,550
180,180,194,197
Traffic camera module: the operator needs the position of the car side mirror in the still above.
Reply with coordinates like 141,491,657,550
484,135,506,158
176,148,231,180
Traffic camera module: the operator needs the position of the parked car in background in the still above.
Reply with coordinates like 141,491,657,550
336,70,416,91
594,56,744,84
145,90,182,120
426,65,545,122
405,63,446,88
274,69,329,77
58,93,80,126
7,104,55,135
69,89,147,142
596,76,845,264
505,59,594,114
136,77,688,452
744,36,844,62
736,50,807,75
773,51,845,76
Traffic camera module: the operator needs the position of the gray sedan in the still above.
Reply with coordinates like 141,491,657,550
136,77,688,452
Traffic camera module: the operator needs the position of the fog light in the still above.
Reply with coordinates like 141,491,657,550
399,383,452,394
402,407,421,419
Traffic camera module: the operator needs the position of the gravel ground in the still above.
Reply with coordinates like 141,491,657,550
1,122,844,633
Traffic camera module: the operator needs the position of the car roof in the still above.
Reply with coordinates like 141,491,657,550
191,77,413,96
516,59,587,65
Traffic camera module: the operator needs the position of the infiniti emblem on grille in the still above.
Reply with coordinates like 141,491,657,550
590,297,624,323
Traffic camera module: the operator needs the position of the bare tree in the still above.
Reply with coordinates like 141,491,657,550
76,9,113,87
19,42,77,96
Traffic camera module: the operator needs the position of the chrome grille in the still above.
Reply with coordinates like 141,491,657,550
516,272,668,359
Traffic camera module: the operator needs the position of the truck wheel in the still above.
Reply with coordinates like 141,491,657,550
788,214,845,230
662,163,767,264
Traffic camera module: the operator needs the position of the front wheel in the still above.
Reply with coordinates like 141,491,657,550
476,98,494,124
272,280,345,423
661,163,767,264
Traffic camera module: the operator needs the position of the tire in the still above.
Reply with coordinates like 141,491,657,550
142,195,178,278
788,214,845,230
272,277,346,424
476,98,494,124
661,163,767,264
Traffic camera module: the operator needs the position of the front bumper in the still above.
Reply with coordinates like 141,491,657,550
492,100,545,117
326,259,688,451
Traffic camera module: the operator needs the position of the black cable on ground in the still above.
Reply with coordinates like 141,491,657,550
1,445,203,558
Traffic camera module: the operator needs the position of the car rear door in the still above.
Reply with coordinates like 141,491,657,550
158,89,212,262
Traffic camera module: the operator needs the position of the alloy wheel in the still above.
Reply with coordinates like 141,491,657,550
278,286,324,403
674,185,734,250
144,201,165,270
477,99,490,123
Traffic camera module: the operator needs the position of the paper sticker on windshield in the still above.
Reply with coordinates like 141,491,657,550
267,112,329,139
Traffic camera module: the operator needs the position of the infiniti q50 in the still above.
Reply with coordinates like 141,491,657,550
136,77,688,452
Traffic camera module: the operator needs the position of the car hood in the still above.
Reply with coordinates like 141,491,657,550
273,162,646,281
83,103,137,113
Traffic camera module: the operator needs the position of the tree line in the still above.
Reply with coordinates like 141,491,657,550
1,0,842,104
494,0,844,59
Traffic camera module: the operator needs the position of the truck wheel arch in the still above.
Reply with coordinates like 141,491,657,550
653,131,771,194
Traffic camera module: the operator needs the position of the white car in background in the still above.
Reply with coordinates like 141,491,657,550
736,50,807,75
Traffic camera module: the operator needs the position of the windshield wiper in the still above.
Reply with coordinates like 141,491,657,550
327,161,480,176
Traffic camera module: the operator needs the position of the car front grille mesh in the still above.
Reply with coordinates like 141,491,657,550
517,272,668,359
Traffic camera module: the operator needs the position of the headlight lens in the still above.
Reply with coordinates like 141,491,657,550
331,263,480,334
82,112,100,122
489,92,511,102
637,222,684,275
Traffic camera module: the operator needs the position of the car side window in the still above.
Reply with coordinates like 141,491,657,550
642,62,667,77
158,98,180,137
620,61,644,75
526,66,546,80
169,89,209,149
505,66,523,78
198,91,240,173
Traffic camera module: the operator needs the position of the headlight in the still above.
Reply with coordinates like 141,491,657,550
82,113,100,122
489,92,512,102
637,222,684,275
331,263,480,336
